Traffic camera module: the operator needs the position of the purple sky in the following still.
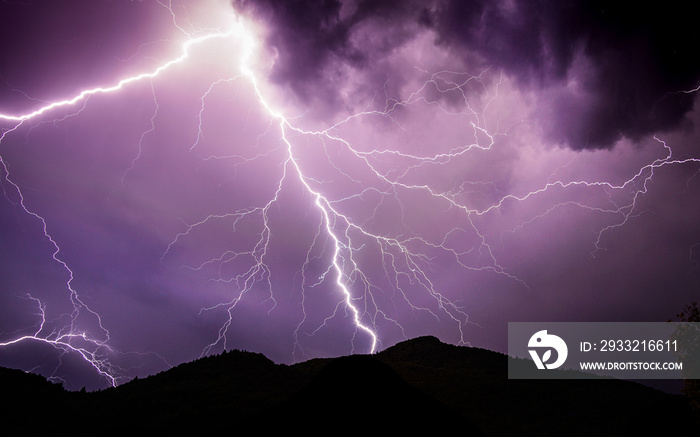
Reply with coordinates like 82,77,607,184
1,0,699,391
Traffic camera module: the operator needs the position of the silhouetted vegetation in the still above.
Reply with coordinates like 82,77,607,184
1,336,695,435
672,302,700,423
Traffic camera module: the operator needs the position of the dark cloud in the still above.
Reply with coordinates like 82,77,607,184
234,0,700,149
233,0,354,100
232,0,424,114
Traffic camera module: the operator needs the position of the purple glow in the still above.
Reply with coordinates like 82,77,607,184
1,0,699,391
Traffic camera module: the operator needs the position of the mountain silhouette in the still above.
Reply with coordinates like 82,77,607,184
1,336,696,435
257,353,479,434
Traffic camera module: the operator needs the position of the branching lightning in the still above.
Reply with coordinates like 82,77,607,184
0,2,249,387
1,1,699,389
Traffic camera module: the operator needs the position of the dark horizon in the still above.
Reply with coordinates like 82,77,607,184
4,335,696,435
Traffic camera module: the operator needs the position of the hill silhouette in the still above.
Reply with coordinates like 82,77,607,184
1,336,696,435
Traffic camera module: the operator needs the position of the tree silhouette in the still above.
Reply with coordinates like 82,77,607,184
671,302,700,420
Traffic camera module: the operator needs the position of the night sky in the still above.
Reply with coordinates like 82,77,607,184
1,0,699,391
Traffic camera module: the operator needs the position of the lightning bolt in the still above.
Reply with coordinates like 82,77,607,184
1,1,699,389
0,2,249,388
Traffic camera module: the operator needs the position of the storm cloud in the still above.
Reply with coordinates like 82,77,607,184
235,0,700,149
